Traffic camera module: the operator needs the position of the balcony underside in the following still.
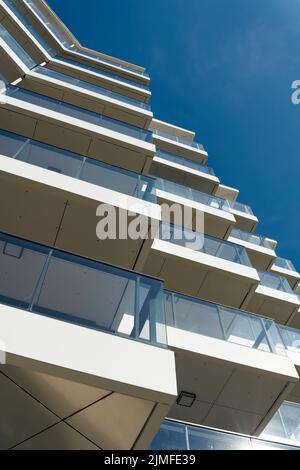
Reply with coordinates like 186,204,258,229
0,100,154,174
243,286,300,325
150,157,219,194
0,157,160,269
167,329,298,435
138,239,259,309
0,304,176,450
229,210,258,232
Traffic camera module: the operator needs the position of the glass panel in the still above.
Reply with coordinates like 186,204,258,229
188,426,252,450
55,56,150,90
0,235,49,308
2,0,54,55
0,24,36,69
274,257,297,272
0,129,27,157
280,326,300,355
16,139,82,176
281,403,300,442
0,232,166,346
261,410,288,441
34,65,150,109
258,270,293,293
149,421,187,450
230,228,272,249
165,290,285,355
227,200,254,215
160,223,251,266
151,128,204,151
154,178,229,211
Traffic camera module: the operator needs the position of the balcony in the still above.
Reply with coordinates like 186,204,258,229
227,200,258,232
228,228,276,270
280,326,300,403
151,128,208,161
260,402,300,447
163,290,298,434
140,223,260,309
0,128,160,268
48,56,151,106
22,65,152,129
0,232,177,449
1,0,55,59
0,85,155,173
150,419,300,450
244,270,300,325
23,0,150,85
152,178,235,238
0,22,37,82
270,257,300,290
150,149,219,194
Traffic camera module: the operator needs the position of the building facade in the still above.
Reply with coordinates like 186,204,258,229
0,0,299,450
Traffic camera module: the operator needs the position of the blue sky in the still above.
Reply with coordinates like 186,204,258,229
48,0,300,270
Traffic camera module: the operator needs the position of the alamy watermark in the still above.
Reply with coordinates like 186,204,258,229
96,199,204,251
291,80,300,104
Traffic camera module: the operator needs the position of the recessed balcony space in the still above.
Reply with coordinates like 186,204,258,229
270,257,300,290
0,85,155,173
227,200,258,232
150,149,219,194
21,65,152,128
1,0,54,61
139,223,260,309
48,56,151,103
150,419,300,450
0,21,38,82
260,401,300,447
227,228,276,271
163,290,298,435
0,232,177,450
243,270,300,325
152,128,208,162
0,129,160,268
151,178,235,239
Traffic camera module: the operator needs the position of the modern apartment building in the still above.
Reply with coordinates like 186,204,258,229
0,0,299,451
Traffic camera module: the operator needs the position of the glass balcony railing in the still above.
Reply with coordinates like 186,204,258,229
4,86,153,143
33,65,151,110
0,232,166,346
67,46,150,79
0,129,156,202
279,325,300,357
150,419,299,450
273,257,298,273
153,178,229,211
227,200,254,216
151,128,205,152
230,228,273,249
159,223,252,266
260,402,300,446
24,0,149,79
2,0,55,56
155,149,215,175
0,23,37,70
165,290,286,355
23,0,74,47
258,270,294,294
54,56,150,91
